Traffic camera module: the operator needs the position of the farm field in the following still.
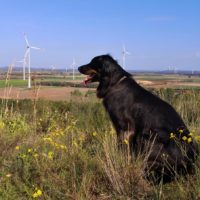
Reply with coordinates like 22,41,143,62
0,72,200,199
0,72,200,101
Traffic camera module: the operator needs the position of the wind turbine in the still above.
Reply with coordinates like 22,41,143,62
174,67,178,74
66,66,68,73
51,65,56,72
71,58,76,80
167,66,173,73
16,52,28,80
65,66,69,78
122,44,130,69
23,33,41,88
192,69,194,75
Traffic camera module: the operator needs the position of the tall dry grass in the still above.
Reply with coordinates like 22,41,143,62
0,88,200,199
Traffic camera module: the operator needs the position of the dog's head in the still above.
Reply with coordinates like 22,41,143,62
78,55,131,98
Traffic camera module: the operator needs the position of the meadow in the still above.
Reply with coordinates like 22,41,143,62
1,70,200,199
0,85,200,200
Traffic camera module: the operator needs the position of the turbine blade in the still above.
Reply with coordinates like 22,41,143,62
24,33,30,46
31,46,41,50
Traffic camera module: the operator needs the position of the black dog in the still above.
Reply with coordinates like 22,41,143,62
78,54,198,183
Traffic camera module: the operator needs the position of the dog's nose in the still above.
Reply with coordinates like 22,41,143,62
78,66,81,72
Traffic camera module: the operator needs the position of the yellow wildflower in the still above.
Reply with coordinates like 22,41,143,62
15,146,20,150
48,151,54,159
179,129,183,134
33,192,38,198
188,132,193,137
187,137,192,143
43,137,53,143
37,190,42,196
28,148,33,153
60,145,67,150
32,189,42,198
124,139,128,145
33,153,39,158
92,132,97,137
170,133,175,139
182,136,187,141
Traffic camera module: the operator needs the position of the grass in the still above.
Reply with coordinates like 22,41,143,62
0,89,200,199
0,80,27,88
38,76,84,81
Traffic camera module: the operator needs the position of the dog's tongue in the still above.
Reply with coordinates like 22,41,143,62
83,75,92,85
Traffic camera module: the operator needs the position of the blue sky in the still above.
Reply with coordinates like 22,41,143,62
0,0,200,70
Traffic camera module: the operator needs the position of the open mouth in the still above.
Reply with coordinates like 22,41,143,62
78,66,98,85
84,72,97,85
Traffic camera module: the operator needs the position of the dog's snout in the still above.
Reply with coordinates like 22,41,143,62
78,65,85,73
78,66,82,72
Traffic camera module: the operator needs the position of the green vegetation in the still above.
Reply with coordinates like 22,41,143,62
0,80,27,88
0,89,200,199
38,76,84,81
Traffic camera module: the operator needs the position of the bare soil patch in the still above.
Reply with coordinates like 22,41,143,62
0,86,95,101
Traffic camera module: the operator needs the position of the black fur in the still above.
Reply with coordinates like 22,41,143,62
78,54,198,183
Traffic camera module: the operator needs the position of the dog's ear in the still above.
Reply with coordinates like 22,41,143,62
97,58,121,97
102,59,127,86
97,55,131,98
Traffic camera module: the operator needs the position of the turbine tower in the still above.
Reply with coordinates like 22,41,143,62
16,55,27,80
24,33,41,88
51,65,56,72
174,67,178,74
71,58,76,80
122,44,130,69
